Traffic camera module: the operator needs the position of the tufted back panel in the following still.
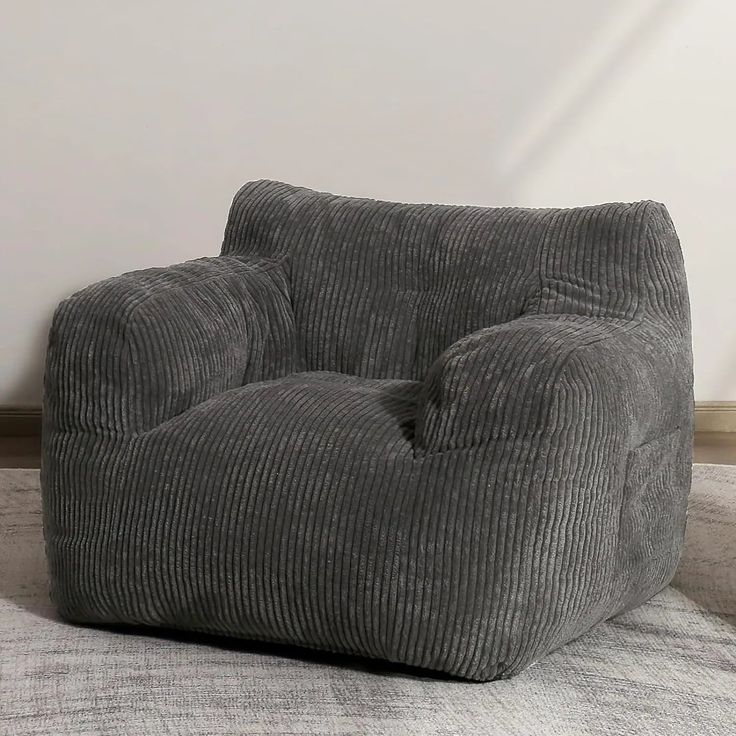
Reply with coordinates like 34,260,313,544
222,180,683,380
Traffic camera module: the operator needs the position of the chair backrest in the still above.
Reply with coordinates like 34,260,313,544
222,180,688,380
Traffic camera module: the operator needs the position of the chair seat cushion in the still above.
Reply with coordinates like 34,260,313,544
213,371,422,457
42,365,689,681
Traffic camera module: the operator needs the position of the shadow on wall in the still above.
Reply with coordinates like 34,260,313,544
709,337,736,400
4,318,51,408
494,0,686,198
1,0,686,406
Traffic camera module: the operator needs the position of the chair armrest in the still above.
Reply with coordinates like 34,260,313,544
44,255,298,435
416,313,691,454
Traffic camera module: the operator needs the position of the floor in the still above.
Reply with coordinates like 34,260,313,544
1,433,734,468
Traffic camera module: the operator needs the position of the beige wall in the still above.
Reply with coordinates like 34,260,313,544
1,0,734,404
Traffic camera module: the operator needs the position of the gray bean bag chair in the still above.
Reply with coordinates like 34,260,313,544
42,180,693,681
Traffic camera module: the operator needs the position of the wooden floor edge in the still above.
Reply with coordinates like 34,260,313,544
693,402,736,433
1,402,736,436
0,407,42,437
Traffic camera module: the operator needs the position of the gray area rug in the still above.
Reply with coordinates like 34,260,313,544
1,465,734,735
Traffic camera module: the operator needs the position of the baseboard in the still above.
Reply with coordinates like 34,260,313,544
0,407,42,437
693,402,736,433
1,402,735,436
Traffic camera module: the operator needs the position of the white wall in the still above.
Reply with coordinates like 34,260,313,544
1,0,734,404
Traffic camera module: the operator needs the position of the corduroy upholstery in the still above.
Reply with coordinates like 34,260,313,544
41,180,693,681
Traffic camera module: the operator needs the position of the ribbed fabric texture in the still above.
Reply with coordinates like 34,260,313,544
41,180,693,681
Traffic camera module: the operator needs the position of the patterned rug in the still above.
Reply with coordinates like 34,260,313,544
1,465,734,735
